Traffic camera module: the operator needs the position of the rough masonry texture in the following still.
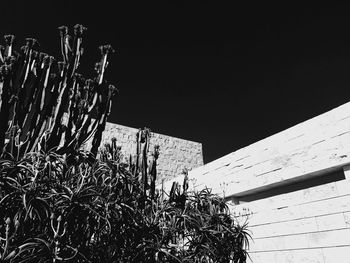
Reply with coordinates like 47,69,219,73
165,101,350,263
84,122,203,182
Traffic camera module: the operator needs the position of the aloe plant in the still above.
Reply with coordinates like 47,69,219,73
0,26,250,262
0,133,250,262
0,24,116,161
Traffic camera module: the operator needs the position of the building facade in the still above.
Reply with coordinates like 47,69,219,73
165,102,350,263
84,122,204,183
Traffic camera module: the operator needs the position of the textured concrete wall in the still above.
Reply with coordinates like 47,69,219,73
233,175,350,263
84,122,203,182
164,101,350,263
165,101,350,196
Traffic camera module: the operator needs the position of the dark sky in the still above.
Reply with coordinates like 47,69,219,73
3,1,350,163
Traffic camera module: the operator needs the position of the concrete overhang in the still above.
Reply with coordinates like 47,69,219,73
164,101,350,198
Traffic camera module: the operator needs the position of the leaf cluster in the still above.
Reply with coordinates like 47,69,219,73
0,25,250,263
0,135,250,262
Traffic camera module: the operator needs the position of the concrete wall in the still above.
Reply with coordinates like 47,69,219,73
164,101,350,262
233,173,350,263
84,122,204,182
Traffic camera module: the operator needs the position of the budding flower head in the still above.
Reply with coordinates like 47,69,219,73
25,38,39,49
85,78,94,87
4,35,15,45
74,24,87,37
57,61,66,72
95,62,102,72
99,44,115,55
84,79,94,92
74,73,84,83
0,65,9,75
4,56,16,65
108,84,118,95
43,56,55,66
58,26,68,36
32,50,38,59
39,52,48,63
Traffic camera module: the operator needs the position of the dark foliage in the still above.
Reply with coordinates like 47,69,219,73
0,134,251,262
0,24,116,160
0,26,250,262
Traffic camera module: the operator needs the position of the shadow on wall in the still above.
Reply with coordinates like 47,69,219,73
229,169,345,204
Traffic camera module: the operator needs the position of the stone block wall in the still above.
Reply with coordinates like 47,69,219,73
164,101,350,262
84,122,204,182
172,101,350,197
232,174,350,263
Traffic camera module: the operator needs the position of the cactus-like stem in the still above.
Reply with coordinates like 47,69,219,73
135,129,141,178
0,26,116,161
70,24,86,76
1,218,11,260
96,45,114,85
50,214,68,261
182,168,189,194
58,26,69,64
4,35,15,58
141,129,150,197
149,145,159,200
